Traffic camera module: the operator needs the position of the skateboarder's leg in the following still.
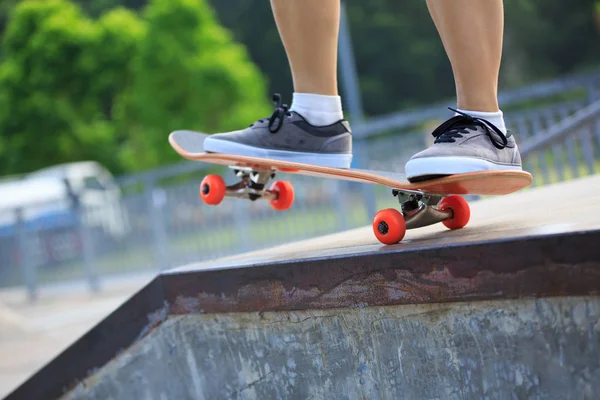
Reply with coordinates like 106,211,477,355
271,0,343,126
427,0,504,126
272,0,339,97
203,0,352,169
405,0,521,181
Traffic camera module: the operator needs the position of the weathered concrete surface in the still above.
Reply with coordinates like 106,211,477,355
62,296,600,400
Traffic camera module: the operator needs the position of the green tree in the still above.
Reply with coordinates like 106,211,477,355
0,0,19,43
0,0,269,175
73,0,146,17
502,0,600,84
117,0,270,171
0,0,141,174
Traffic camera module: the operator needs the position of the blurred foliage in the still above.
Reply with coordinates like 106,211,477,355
210,0,600,116
0,0,269,175
502,0,600,79
115,0,270,171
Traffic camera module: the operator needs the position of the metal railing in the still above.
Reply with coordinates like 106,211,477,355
519,99,600,186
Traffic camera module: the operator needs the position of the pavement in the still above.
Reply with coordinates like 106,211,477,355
0,273,156,399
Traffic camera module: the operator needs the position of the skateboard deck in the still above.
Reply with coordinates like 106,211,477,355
169,130,532,245
169,130,532,196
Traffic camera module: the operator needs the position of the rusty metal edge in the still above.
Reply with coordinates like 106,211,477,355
161,229,600,314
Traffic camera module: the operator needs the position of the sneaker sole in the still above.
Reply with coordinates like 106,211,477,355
203,138,353,169
405,156,522,179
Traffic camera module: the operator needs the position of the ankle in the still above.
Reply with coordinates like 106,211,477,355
456,108,507,134
456,93,499,113
290,92,344,126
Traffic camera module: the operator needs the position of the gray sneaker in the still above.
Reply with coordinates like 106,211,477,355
203,94,353,168
405,108,522,182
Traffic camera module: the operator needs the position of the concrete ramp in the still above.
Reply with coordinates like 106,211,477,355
5,175,600,400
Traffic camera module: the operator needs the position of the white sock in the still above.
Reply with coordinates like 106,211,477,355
457,108,507,134
289,93,344,126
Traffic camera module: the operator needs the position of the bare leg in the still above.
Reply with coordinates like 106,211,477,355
203,0,351,168
405,0,520,181
426,0,504,112
270,0,340,96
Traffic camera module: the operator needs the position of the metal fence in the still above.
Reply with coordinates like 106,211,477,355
1,75,599,300
519,98,600,186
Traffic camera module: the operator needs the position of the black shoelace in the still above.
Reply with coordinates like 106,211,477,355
249,93,291,133
432,107,508,149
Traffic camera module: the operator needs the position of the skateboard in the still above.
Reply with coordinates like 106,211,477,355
169,130,533,245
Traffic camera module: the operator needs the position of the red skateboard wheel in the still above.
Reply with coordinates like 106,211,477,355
373,208,406,245
438,195,470,229
269,181,294,211
200,175,226,205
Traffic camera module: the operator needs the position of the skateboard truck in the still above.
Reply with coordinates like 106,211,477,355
373,189,471,245
393,190,453,229
224,169,277,201
199,167,295,211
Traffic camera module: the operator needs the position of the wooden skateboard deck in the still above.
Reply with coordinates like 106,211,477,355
169,130,532,196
